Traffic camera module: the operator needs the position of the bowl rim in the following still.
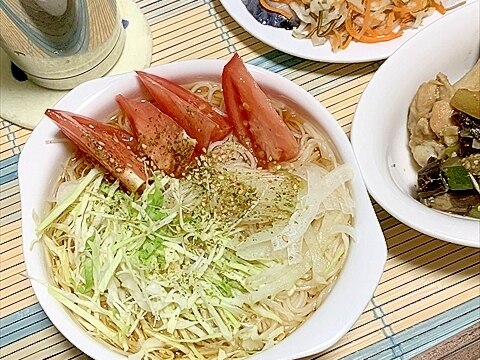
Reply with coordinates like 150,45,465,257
19,59,387,360
351,1,480,248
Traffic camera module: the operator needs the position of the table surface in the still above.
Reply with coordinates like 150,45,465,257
1,0,479,359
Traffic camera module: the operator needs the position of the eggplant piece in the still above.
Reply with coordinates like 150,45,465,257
452,111,480,157
417,159,448,198
452,111,480,140
243,0,300,30
458,135,480,157
420,192,480,216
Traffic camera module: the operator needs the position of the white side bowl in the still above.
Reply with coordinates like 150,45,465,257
351,1,480,247
19,60,387,360
220,0,472,63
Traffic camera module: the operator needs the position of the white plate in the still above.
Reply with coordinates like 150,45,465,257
220,0,470,63
351,1,480,247
19,60,387,360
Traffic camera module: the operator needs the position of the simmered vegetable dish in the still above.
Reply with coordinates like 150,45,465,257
408,60,480,218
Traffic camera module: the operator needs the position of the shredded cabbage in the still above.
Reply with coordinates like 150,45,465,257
39,134,355,359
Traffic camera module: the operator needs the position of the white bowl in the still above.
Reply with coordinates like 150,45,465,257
19,60,387,360
351,1,480,248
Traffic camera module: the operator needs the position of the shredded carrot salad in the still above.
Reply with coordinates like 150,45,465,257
261,0,448,51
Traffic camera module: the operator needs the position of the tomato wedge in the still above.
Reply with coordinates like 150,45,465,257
45,109,147,192
222,75,254,154
116,95,196,175
222,54,299,163
72,113,138,150
135,72,231,140
136,71,218,150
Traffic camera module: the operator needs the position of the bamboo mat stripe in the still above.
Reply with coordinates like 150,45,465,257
412,322,480,360
1,0,479,359
347,298,479,359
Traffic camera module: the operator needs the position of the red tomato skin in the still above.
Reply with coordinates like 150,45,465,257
136,72,218,150
70,113,138,149
222,54,299,163
221,75,253,153
45,109,147,192
136,72,231,140
116,95,196,175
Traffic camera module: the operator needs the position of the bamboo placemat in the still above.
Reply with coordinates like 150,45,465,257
1,1,479,359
